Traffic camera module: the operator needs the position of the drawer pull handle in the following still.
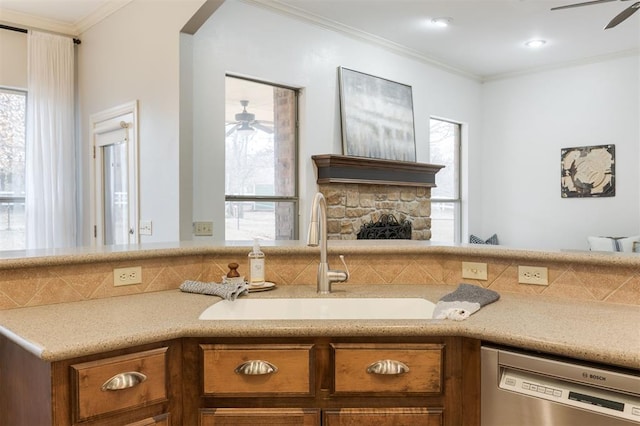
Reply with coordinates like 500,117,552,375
101,371,147,391
234,360,278,375
367,359,410,375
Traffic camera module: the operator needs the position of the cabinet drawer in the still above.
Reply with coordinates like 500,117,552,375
71,347,168,421
332,343,443,394
201,344,314,396
324,408,442,426
126,412,170,426
200,408,320,425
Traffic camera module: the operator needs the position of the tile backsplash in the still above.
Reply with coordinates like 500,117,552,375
0,251,638,310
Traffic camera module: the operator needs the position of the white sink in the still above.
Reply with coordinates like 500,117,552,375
199,297,435,320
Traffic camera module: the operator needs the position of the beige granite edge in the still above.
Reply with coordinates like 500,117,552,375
0,285,638,369
2,240,639,270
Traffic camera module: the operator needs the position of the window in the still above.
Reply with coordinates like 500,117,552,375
0,88,26,250
429,118,461,243
225,76,298,240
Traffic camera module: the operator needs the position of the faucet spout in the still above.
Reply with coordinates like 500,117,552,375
307,192,349,294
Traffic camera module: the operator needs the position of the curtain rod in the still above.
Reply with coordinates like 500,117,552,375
0,23,81,44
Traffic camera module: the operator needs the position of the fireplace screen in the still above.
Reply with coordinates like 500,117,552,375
357,214,412,240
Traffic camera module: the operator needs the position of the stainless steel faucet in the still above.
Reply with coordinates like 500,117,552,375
307,192,349,294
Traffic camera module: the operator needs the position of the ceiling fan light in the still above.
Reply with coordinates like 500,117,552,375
525,39,547,48
237,122,255,137
431,17,452,27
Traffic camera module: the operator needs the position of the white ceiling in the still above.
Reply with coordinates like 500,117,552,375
0,0,132,35
269,0,640,79
1,0,638,79
0,0,106,24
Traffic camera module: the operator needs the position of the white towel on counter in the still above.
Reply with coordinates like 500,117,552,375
432,283,500,321
179,280,248,301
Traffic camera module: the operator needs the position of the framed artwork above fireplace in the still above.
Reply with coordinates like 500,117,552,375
338,67,416,162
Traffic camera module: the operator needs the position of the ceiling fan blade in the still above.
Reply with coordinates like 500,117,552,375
253,122,274,134
551,0,617,11
225,124,240,137
605,1,640,28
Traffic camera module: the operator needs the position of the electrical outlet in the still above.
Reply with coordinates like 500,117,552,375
518,266,548,286
113,266,142,286
462,261,488,280
139,220,152,236
193,221,213,236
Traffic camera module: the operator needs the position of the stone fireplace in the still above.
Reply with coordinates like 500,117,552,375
312,155,443,240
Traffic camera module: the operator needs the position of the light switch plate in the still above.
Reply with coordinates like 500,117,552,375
462,261,488,281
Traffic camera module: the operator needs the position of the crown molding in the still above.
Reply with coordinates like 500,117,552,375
0,9,77,36
75,0,134,34
0,0,133,37
483,48,640,83
242,0,481,83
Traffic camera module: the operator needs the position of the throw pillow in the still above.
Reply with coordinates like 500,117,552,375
470,234,499,245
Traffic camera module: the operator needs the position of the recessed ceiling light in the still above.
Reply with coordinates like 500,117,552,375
431,17,453,27
525,39,547,48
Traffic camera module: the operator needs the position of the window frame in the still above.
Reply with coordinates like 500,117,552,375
0,87,27,251
224,75,300,240
429,117,462,244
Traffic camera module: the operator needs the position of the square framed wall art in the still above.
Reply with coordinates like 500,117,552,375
561,144,615,198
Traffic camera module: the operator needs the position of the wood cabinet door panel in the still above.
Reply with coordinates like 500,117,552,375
332,343,443,394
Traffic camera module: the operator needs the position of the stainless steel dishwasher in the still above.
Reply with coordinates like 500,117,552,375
481,346,640,425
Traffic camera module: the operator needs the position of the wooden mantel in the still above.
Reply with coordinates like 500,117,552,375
312,154,444,187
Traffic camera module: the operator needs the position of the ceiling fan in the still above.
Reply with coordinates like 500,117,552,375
225,100,274,137
551,0,640,29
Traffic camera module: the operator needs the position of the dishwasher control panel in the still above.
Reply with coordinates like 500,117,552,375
500,367,640,423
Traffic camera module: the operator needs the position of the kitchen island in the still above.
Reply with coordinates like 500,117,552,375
0,242,638,425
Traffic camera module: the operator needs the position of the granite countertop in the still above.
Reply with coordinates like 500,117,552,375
0,284,638,369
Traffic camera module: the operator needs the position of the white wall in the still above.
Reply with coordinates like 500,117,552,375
479,55,640,250
77,0,205,245
190,1,481,241
76,0,639,250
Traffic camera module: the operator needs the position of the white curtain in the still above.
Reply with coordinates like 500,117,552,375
25,31,76,249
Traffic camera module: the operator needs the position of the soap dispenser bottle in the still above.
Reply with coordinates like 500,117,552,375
248,238,265,285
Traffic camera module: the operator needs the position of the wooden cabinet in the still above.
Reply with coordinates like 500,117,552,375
0,335,480,426
183,337,480,426
0,338,181,426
